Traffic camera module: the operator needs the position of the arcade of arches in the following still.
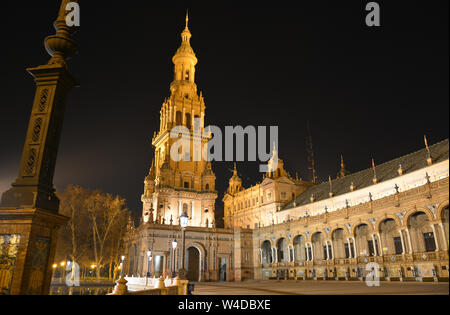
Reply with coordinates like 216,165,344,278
258,201,449,280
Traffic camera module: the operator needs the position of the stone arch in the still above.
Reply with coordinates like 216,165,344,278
293,232,308,242
293,234,307,263
378,217,403,255
311,231,326,260
353,223,374,256
184,242,206,282
351,221,374,236
330,226,349,239
375,215,402,232
261,239,273,248
405,210,436,253
437,200,450,221
404,207,435,228
331,228,347,259
276,237,289,263
261,240,272,264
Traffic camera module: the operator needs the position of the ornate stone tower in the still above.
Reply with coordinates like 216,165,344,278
141,14,217,228
0,0,77,294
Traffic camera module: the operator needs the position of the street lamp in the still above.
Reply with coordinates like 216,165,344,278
172,239,178,277
178,211,189,280
120,255,125,277
146,249,152,278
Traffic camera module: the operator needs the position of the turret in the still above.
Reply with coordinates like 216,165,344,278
228,163,243,194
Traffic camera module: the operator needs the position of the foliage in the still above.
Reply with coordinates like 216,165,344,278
54,185,131,279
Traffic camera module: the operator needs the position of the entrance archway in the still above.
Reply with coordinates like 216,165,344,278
186,246,200,282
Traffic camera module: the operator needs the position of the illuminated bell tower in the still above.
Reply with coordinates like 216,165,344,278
141,13,217,228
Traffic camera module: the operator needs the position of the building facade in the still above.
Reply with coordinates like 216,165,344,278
124,16,449,283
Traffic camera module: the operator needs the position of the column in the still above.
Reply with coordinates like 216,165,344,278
398,229,406,254
260,249,263,264
305,244,310,261
347,238,352,258
371,234,378,256
310,242,314,261
405,228,413,254
377,233,383,256
352,237,357,257
439,222,448,251
330,239,334,260
430,224,440,251
325,241,330,260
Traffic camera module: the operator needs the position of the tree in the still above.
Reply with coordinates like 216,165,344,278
85,190,130,281
55,186,131,282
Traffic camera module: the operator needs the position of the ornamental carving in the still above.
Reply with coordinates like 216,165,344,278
31,117,42,142
395,211,406,225
25,148,37,175
38,89,48,112
368,218,377,229
426,204,438,218
344,223,353,232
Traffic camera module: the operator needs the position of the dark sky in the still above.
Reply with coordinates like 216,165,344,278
1,1,448,221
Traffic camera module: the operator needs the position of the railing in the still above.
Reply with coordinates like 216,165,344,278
109,276,188,295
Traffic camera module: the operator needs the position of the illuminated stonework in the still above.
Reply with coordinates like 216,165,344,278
141,13,217,228
126,15,449,284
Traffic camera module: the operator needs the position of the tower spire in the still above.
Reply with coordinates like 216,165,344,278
185,10,189,29
337,154,350,178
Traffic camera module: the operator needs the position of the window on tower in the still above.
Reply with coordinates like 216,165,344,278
185,70,190,80
176,111,182,126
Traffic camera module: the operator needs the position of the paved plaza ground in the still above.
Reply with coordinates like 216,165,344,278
192,280,449,295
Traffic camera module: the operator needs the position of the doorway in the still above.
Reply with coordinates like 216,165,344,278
219,257,227,282
186,247,200,282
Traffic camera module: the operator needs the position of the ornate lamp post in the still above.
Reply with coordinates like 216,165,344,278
172,239,178,277
0,0,78,295
178,211,189,279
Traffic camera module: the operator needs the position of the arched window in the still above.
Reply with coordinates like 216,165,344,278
186,113,191,129
205,184,210,191
176,111,182,126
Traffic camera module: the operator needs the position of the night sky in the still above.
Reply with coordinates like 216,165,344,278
1,1,448,222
